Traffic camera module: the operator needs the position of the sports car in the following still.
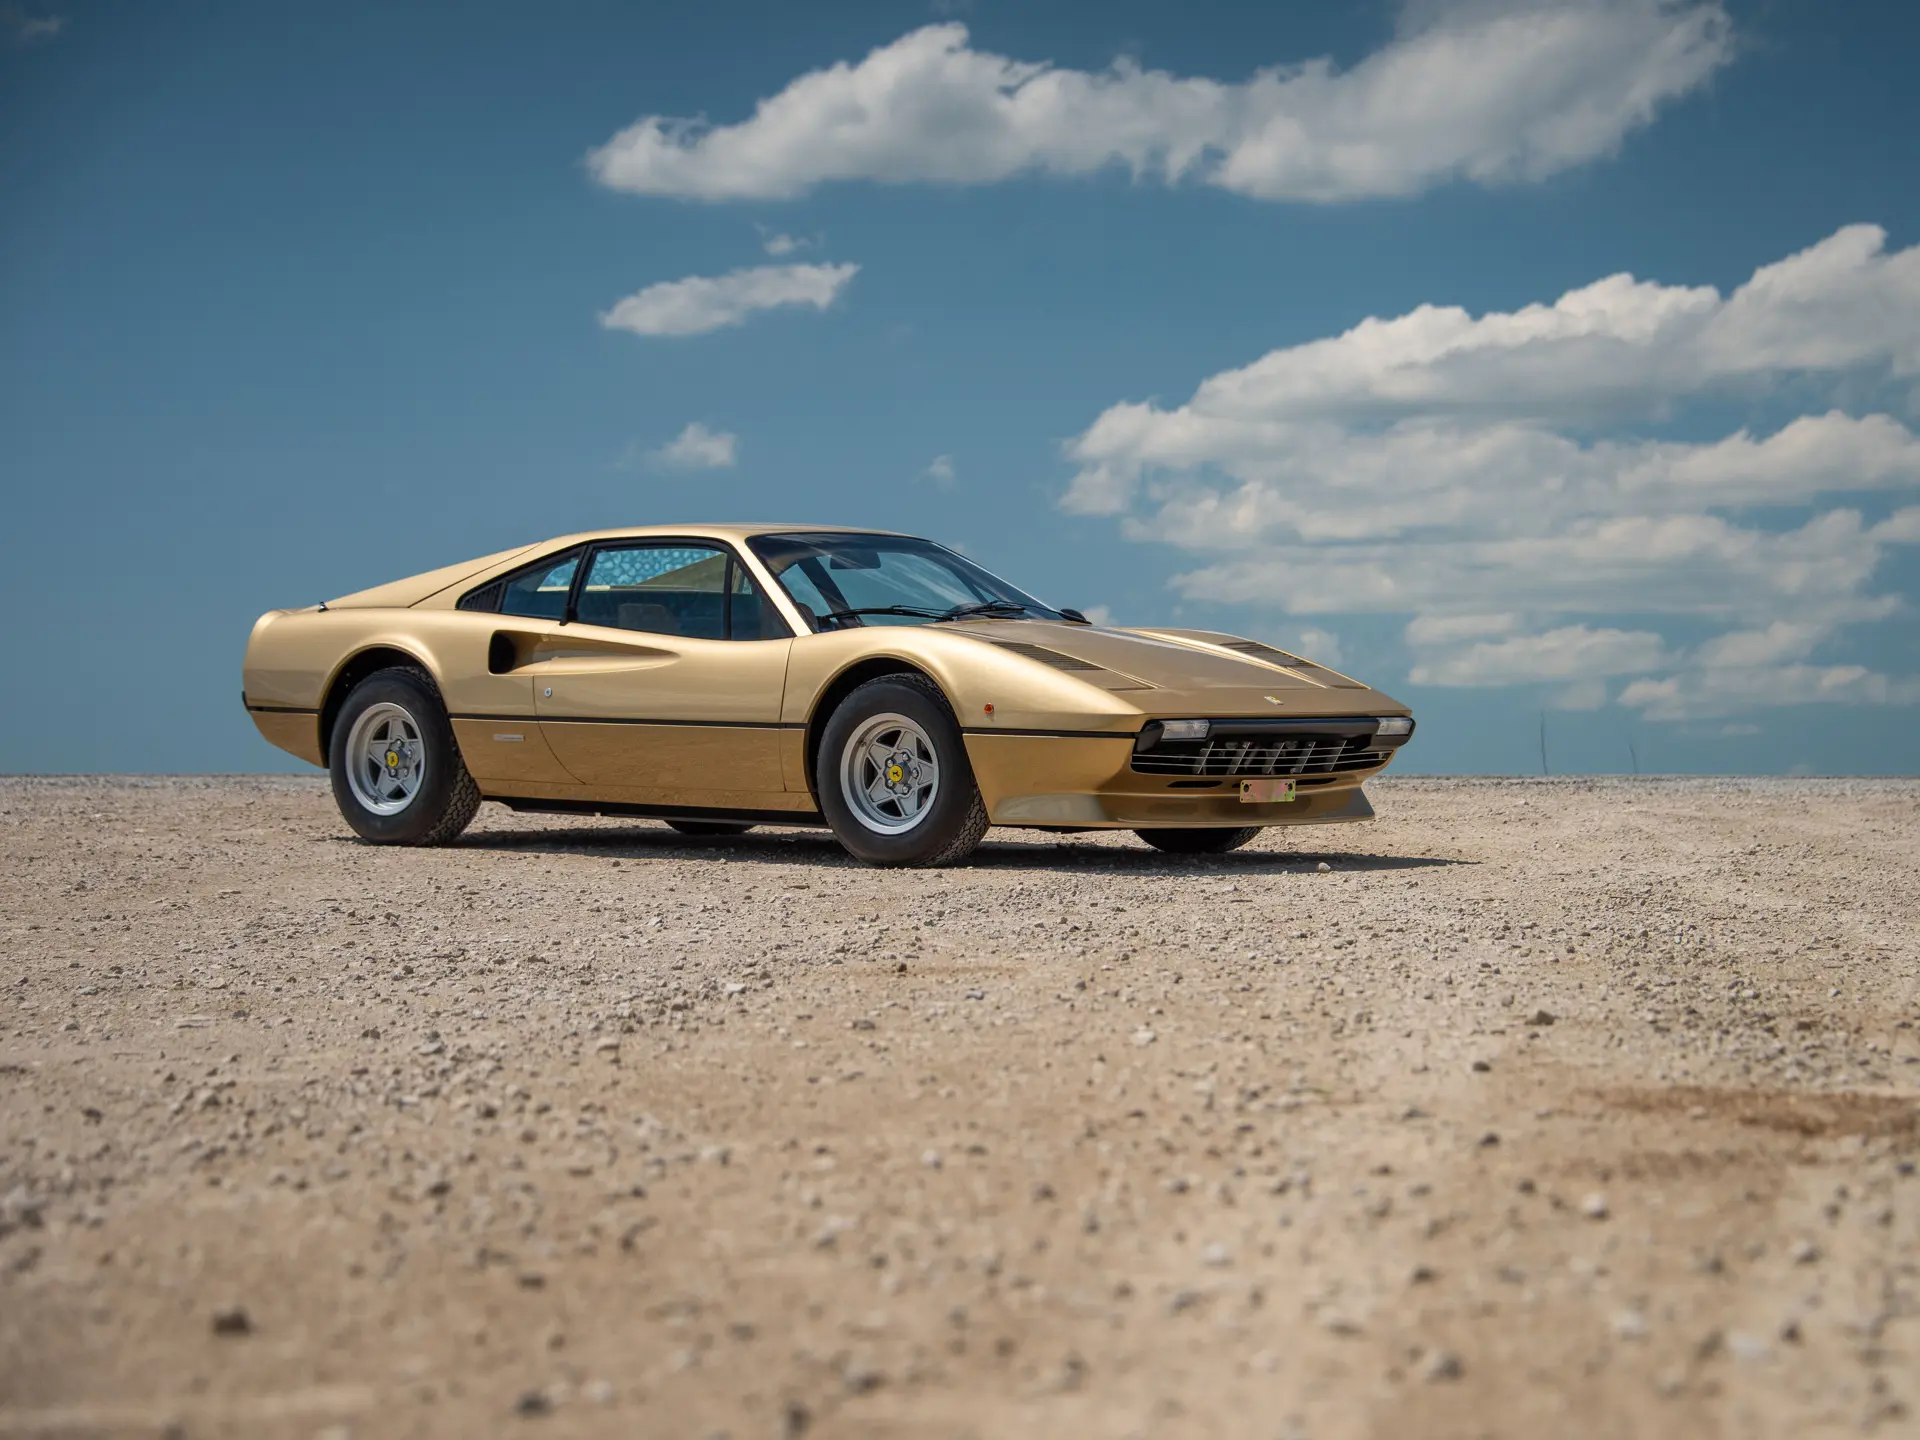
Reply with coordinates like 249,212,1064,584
242,525,1416,865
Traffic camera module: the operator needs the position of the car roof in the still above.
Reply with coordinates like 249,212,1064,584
536,523,917,548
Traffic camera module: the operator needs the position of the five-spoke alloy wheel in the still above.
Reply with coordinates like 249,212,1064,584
328,665,481,845
816,675,987,866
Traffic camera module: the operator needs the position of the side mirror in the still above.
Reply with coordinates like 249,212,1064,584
1059,607,1091,624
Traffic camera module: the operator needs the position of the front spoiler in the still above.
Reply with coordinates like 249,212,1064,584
986,782,1373,829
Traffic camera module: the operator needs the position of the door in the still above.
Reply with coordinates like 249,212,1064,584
439,547,585,786
526,541,794,802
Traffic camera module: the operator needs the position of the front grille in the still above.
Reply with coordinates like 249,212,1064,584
1132,733,1392,778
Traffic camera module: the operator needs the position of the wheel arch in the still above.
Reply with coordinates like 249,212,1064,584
802,657,950,804
319,645,442,761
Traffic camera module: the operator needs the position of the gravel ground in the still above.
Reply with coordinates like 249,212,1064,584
2,775,1917,1439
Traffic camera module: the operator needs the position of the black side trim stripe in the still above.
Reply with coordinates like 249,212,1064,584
496,798,826,826
246,704,318,716
960,726,1135,739
451,713,804,730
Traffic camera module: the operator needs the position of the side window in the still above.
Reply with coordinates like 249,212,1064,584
499,552,580,620
728,561,783,641
578,545,728,639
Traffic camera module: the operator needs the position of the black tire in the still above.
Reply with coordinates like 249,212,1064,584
328,665,482,846
815,674,989,867
665,820,755,837
1135,826,1261,855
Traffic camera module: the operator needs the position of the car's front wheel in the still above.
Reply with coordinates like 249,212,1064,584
816,675,988,866
1135,826,1261,855
328,666,481,845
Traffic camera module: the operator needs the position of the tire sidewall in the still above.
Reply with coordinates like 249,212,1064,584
816,677,978,866
328,670,464,844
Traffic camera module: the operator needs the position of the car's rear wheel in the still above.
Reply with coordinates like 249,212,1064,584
328,666,481,845
1135,826,1261,855
665,820,755,837
816,675,988,867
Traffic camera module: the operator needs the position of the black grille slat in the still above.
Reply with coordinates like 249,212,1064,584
1132,733,1391,777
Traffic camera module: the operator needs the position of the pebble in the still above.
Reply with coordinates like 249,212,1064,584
1422,1349,1464,1382
1581,1193,1610,1220
210,1306,251,1336
1611,1309,1647,1340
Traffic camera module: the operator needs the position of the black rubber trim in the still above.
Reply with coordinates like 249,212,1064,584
495,798,826,826
959,727,1134,739
451,713,804,730
245,702,318,715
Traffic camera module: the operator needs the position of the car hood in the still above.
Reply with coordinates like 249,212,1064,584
950,621,1410,714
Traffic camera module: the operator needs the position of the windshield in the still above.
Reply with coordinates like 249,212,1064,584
746,532,1060,631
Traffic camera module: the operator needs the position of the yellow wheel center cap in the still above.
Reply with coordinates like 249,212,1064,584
885,762,905,785
385,750,400,769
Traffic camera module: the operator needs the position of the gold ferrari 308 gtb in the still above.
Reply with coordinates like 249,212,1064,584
242,525,1415,866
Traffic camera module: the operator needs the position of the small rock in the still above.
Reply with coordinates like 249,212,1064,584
1581,1192,1610,1220
1471,1060,1491,1073
516,1389,552,1417
1315,862,1332,874
1422,1349,1463,1382
211,1306,251,1336
1727,1331,1770,1364
1132,1027,1157,1047
1612,1309,1648,1340
1790,1238,1820,1265
1478,1131,1500,1148
1528,1009,1556,1026
921,1149,943,1169
1201,1243,1232,1267
1409,1264,1436,1285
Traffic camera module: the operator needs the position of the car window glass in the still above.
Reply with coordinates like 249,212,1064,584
773,563,835,631
578,545,727,639
499,553,579,620
728,562,781,641
747,532,1058,629
822,552,985,619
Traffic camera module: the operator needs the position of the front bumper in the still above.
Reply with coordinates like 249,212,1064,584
962,730,1390,829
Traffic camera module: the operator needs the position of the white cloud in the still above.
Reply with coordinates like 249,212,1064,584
653,423,738,470
589,4,1732,204
1064,226,1920,723
1290,627,1345,667
4,8,62,43
1409,625,1671,686
1081,604,1114,627
756,225,818,256
922,454,957,486
1619,665,1920,722
600,262,859,337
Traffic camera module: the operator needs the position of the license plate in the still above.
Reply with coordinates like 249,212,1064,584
1239,778,1297,803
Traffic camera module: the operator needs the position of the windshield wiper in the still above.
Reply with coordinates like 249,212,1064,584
937,600,1033,622
815,605,947,627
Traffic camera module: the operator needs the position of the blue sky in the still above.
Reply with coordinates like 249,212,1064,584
3,0,1917,775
